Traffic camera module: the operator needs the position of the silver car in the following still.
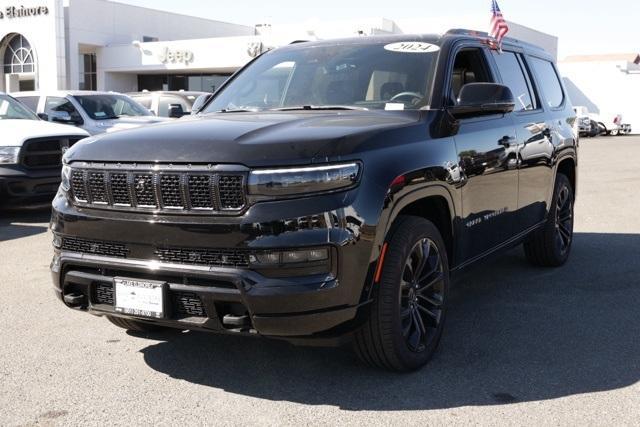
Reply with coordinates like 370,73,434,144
12,91,169,135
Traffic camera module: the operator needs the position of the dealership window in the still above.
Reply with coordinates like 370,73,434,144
79,53,97,90
137,74,230,92
3,34,35,74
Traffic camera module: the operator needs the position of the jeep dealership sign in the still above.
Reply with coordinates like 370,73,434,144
0,5,49,19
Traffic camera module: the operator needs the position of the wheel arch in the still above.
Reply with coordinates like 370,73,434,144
556,156,577,198
380,185,457,268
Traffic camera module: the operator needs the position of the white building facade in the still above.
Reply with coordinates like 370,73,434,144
1,0,559,94
0,0,254,93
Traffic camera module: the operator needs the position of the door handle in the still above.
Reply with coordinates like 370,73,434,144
498,136,516,147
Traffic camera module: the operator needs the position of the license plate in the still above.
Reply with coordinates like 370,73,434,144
114,278,165,319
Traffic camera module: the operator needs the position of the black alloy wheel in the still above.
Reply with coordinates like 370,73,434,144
354,216,449,371
554,184,574,255
399,238,445,353
524,173,574,267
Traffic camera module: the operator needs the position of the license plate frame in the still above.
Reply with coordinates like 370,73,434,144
114,277,166,319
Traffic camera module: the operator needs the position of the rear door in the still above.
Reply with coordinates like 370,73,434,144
448,45,519,260
489,49,553,231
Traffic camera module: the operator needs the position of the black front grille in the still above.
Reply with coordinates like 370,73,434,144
71,170,87,201
155,247,250,268
218,175,245,210
21,137,83,169
188,175,213,209
110,173,130,205
61,237,128,258
68,165,246,214
94,283,114,305
160,174,183,208
172,292,206,317
133,174,156,207
87,172,107,203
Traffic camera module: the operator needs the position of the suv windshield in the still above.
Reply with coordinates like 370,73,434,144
204,41,439,113
0,94,38,120
74,94,152,120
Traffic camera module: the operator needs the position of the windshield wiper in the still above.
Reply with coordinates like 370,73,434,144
218,108,261,113
273,105,369,111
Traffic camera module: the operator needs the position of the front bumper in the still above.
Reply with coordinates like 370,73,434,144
0,165,60,206
50,188,376,342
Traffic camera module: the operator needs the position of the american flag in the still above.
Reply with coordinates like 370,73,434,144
490,0,510,48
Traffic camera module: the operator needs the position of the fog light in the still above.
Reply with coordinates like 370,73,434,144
249,248,331,267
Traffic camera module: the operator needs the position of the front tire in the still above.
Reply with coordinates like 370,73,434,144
354,216,449,372
524,174,574,267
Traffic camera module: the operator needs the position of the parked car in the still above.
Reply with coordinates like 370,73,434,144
607,115,632,136
51,30,578,371
573,106,595,137
127,91,208,118
12,91,169,135
0,92,89,207
570,107,634,137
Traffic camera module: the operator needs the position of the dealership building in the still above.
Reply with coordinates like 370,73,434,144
1,0,559,94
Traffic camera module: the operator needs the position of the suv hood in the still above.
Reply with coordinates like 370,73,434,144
101,116,171,133
66,111,424,166
0,119,89,147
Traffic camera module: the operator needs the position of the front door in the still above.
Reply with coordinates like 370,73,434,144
449,47,519,260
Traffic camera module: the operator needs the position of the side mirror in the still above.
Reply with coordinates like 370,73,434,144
37,113,49,121
168,104,185,118
50,110,73,123
449,83,515,118
191,94,213,115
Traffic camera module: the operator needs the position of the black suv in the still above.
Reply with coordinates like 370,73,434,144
51,30,577,371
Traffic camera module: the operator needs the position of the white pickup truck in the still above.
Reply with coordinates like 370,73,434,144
573,106,632,137
0,93,89,207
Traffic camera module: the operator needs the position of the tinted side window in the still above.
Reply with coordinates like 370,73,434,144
17,96,39,112
529,57,564,108
450,48,493,103
491,51,535,111
45,97,83,122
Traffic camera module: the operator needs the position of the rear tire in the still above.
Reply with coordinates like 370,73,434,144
107,316,167,333
524,174,574,267
354,216,449,372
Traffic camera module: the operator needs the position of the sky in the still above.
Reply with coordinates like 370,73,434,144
115,0,639,58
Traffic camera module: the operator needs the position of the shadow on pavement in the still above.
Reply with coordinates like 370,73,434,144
140,232,640,410
0,207,51,242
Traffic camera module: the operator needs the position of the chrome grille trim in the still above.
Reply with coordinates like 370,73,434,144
68,163,247,215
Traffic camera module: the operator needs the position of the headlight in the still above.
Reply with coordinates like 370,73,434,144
0,147,21,165
248,162,360,197
60,165,71,192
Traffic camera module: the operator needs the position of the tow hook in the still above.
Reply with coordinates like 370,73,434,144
63,293,87,307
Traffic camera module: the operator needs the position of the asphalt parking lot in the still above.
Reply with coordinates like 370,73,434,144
1,135,639,426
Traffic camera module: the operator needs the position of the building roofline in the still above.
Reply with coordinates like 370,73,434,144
69,0,254,30
561,53,640,64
